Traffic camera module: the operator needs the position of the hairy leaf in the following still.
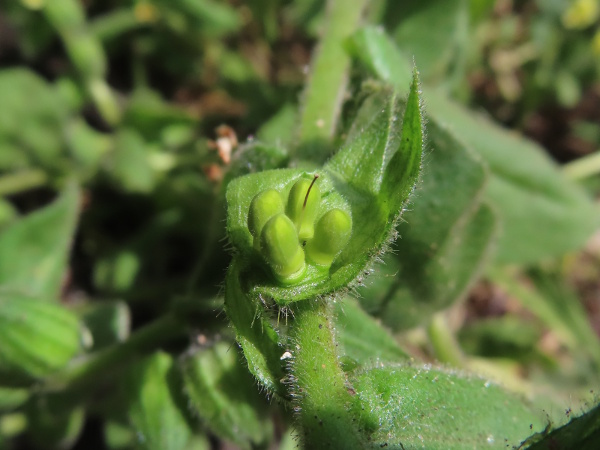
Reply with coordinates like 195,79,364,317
350,364,546,449
361,118,497,330
348,26,599,264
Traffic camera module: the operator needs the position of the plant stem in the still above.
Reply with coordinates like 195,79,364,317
297,0,369,150
288,300,363,449
563,150,600,180
0,169,48,197
427,312,465,368
43,314,184,392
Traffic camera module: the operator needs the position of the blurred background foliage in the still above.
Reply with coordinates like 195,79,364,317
0,0,600,449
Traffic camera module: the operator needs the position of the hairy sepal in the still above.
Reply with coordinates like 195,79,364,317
225,73,424,306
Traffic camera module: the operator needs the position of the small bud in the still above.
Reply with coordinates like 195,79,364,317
248,189,284,249
286,176,321,240
305,209,352,266
260,214,306,283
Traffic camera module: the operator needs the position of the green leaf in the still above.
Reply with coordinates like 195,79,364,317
0,291,84,386
524,403,600,450
334,297,408,369
386,0,469,83
181,341,273,449
122,352,191,450
164,0,242,36
361,120,497,330
425,92,599,264
0,184,79,299
223,260,286,396
348,26,599,264
350,364,546,449
0,68,70,172
109,129,155,193
458,316,544,361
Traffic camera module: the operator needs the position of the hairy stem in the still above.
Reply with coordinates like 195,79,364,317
288,300,363,449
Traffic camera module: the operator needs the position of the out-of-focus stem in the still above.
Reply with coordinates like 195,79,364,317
297,0,369,150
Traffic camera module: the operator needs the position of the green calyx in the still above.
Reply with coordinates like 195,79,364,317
246,174,352,285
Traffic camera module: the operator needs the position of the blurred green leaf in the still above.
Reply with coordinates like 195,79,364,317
0,184,79,299
425,92,599,264
0,69,70,172
350,364,546,449
122,352,191,450
348,26,599,264
459,316,543,360
334,297,408,369
157,0,242,37
123,89,196,143
385,0,469,83
181,341,273,449
0,291,85,386
109,129,155,193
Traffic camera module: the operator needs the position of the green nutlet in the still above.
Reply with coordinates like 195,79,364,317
260,214,306,283
286,176,321,240
306,208,352,267
248,189,284,250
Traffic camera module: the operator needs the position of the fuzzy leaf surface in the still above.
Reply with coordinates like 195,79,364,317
334,297,408,368
350,364,546,449
348,26,599,264
361,119,497,330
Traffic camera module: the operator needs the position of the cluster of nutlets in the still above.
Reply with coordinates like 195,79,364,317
247,175,352,284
